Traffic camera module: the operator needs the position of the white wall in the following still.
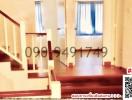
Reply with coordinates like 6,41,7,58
103,0,132,68
103,0,117,65
76,36,102,49
122,0,132,68
60,36,102,50
43,0,59,48
0,0,36,32
0,62,48,91
114,0,124,67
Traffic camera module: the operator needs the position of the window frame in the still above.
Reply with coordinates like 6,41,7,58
76,0,104,36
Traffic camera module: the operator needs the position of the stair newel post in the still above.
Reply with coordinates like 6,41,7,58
31,35,36,70
47,29,52,89
20,21,27,70
3,17,8,51
47,29,61,98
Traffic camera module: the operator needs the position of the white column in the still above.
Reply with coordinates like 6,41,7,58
47,29,52,41
51,81,61,98
31,35,36,70
65,0,76,66
20,21,27,70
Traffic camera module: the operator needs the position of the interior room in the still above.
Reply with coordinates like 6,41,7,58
0,0,132,99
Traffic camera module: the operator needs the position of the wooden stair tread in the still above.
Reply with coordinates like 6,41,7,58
60,75,123,98
0,90,51,98
61,81,122,86
57,75,122,83
28,72,48,78
62,85,122,90
0,51,22,71
11,61,23,71
62,85,122,98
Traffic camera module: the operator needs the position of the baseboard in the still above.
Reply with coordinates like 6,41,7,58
103,61,127,73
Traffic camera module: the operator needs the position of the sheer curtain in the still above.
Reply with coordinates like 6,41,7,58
77,2,103,35
95,3,103,33
79,3,93,34
35,0,43,32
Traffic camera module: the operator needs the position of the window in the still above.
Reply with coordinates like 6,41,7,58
35,0,44,32
76,1,103,35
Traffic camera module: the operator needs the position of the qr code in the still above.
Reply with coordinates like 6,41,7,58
123,75,132,99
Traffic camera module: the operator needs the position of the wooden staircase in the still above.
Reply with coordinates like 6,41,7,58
0,10,61,98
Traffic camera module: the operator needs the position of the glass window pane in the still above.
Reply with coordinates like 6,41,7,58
35,1,43,32
77,1,103,35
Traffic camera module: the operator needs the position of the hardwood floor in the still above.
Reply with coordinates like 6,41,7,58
26,51,126,77
54,51,126,77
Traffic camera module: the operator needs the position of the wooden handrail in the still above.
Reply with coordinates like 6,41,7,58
0,10,20,26
26,33,47,35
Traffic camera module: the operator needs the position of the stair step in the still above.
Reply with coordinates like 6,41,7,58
59,75,123,98
62,85,122,98
11,61,23,71
57,75,122,85
61,80,121,86
0,90,51,98
0,53,10,61
0,51,22,71
62,85,122,94
28,72,48,78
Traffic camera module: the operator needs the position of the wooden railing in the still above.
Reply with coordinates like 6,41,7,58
0,10,20,26
26,33,47,72
26,32,61,98
25,32,53,82
0,10,24,65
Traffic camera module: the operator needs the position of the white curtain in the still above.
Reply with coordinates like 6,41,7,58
79,3,93,34
95,3,103,33
35,1,43,32
77,2,103,35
